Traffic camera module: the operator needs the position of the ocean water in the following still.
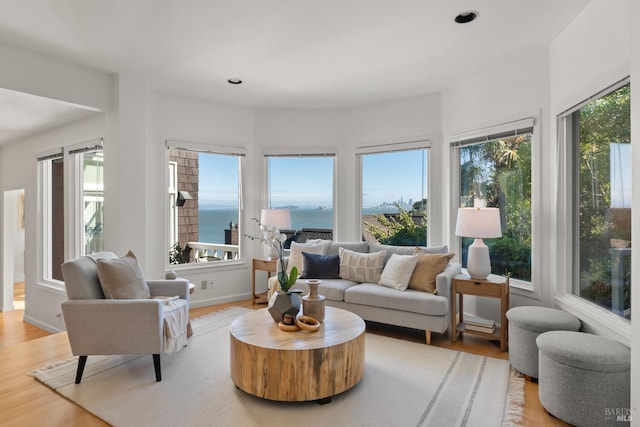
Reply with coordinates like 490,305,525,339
198,207,397,243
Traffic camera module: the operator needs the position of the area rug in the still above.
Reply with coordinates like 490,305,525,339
31,307,523,426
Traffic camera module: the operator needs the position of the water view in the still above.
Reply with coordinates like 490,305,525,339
199,206,399,243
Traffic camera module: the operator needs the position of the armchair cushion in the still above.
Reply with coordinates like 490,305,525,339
96,251,150,299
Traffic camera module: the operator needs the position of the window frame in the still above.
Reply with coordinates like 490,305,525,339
449,118,539,298
554,77,631,344
356,138,432,246
263,147,338,237
37,138,104,288
165,139,246,271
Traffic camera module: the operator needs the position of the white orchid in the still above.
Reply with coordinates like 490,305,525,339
243,218,299,292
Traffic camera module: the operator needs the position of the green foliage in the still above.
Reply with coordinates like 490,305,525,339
169,242,186,265
364,206,426,246
459,134,532,281
279,266,298,293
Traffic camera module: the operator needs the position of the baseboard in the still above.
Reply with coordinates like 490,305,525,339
189,293,250,309
23,314,64,334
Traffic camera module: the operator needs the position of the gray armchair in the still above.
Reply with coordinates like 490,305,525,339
61,252,189,383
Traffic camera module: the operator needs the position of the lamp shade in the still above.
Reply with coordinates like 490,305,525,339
455,207,502,238
260,209,291,230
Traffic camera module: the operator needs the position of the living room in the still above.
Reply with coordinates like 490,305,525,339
0,1,637,425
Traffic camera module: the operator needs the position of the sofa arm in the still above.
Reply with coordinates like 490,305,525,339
435,262,462,301
61,299,164,355
147,279,189,300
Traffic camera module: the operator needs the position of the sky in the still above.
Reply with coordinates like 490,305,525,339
197,149,428,208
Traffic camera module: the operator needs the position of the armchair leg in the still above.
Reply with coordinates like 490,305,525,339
153,354,161,382
75,356,88,384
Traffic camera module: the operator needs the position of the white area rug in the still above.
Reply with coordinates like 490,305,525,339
31,307,523,426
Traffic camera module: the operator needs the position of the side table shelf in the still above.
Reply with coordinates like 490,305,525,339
252,258,277,305
451,274,509,352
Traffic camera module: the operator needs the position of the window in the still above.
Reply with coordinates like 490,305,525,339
265,154,335,239
167,142,245,265
359,143,429,246
37,139,104,283
452,120,533,282
562,81,631,319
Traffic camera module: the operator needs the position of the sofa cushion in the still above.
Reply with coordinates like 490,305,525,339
408,250,455,294
96,250,150,299
326,242,369,256
369,243,449,264
287,241,329,274
316,279,360,301
300,252,340,279
378,253,418,291
344,283,449,316
339,248,386,283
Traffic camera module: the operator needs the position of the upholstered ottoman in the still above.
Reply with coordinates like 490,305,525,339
505,306,580,379
537,331,630,427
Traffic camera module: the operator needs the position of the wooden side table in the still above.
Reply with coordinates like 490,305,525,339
451,274,510,351
252,258,277,304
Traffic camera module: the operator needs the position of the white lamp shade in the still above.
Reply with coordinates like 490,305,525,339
260,209,291,230
455,207,502,238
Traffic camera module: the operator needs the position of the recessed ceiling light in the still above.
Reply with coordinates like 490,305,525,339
455,10,479,24
227,78,242,85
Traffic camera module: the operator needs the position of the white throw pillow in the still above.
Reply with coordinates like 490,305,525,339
339,247,386,283
378,253,419,291
287,241,329,274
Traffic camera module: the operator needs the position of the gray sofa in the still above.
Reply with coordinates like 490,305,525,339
282,242,461,344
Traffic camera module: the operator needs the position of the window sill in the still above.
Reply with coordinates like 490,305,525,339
554,294,630,347
168,259,248,273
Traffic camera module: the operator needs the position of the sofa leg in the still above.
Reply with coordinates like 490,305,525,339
75,355,88,384
425,331,432,345
153,354,161,382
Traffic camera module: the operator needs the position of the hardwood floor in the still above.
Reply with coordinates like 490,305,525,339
0,295,567,426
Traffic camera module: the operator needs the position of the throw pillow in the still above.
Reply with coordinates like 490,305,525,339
300,252,340,279
339,247,386,283
408,249,455,293
287,241,329,274
378,253,419,291
96,250,150,299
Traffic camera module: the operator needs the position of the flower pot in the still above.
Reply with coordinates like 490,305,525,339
267,291,301,324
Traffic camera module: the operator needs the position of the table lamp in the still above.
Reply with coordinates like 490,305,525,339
455,207,502,279
260,209,291,258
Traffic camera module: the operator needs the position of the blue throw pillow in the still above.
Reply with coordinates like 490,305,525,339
300,252,340,279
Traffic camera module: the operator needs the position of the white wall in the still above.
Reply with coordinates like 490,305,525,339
441,44,552,321
631,0,639,420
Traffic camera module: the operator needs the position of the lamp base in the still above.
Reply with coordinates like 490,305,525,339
466,238,491,279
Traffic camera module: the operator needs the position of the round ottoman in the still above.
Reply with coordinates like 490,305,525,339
537,331,630,427
506,306,580,379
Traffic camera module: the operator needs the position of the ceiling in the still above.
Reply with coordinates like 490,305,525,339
0,0,591,145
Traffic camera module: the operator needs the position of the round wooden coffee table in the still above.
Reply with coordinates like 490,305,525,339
229,306,365,403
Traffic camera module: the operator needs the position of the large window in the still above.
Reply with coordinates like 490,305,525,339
359,144,429,246
266,154,334,233
452,121,533,282
167,142,244,265
563,81,631,319
37,140,104,283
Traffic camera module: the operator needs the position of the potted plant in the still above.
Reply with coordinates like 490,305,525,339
244,218,301,323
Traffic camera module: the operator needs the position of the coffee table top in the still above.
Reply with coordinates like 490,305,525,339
229,306,365,351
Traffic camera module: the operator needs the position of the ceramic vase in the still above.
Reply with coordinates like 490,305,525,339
302,279,325,322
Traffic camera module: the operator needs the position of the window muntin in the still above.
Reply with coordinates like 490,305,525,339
266,155,335,236
456,130,532,282
569,83,631,319
360,148,429,246
167,147,243,265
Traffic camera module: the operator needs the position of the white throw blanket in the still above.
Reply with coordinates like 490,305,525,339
161,299,188,354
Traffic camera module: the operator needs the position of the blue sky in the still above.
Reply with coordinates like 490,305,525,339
197,150,428,208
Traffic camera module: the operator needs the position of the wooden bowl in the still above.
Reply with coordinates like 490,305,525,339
295,315,321,332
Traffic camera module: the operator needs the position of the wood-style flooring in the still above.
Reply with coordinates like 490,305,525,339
0,284,567,426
